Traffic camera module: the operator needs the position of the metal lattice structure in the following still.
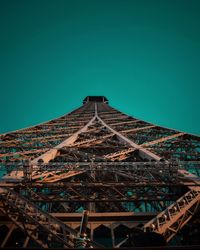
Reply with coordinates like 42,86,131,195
0,96,200,248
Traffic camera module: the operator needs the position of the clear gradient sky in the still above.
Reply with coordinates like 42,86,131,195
0,0,200,135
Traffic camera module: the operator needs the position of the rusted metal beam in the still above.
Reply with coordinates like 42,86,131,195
0,187,77,247
31,116,97,164
109,120,139,126
0,181,196,188
120,125,156,134
101,116,128,122
51,211,158,221
143,189,200,242
97,115,162,161
71,134,114,147
0,148,48,158
104,148,136,160
34,170,84,182
142,132,185,147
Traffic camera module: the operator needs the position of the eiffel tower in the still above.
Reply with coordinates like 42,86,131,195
0,96,200,248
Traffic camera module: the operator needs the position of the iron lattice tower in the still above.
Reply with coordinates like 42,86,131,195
0,96,200,248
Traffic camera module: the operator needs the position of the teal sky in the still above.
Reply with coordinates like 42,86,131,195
0,0,200,135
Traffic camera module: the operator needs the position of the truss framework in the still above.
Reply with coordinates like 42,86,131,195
0,96,200,248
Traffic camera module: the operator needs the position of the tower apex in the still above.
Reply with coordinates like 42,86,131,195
83,96,108,104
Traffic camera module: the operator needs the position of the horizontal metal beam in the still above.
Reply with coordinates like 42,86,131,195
0,148,48,158
120,125,156,134
104,148,136,160
142,132,185,147
2,161,179,171
109,120,139,126
0,211,157,223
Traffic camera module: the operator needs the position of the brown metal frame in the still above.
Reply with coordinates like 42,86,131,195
0,97,200,248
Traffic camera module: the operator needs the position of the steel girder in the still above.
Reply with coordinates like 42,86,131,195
0,187,77,248
143,188,200,242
